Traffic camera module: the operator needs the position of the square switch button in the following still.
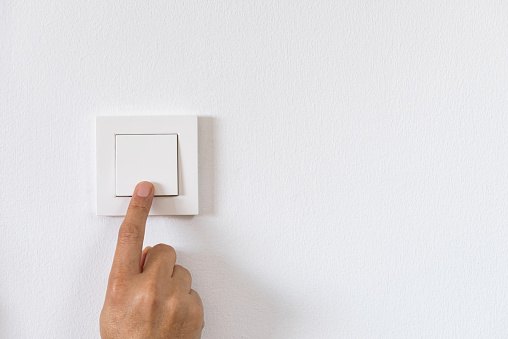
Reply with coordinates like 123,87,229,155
116,134,178,197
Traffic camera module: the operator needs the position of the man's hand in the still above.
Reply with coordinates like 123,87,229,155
100,181,204,339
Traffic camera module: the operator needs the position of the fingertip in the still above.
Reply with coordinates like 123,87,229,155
135,181,154,198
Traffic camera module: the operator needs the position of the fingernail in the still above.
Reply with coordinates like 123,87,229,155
136,182,152,197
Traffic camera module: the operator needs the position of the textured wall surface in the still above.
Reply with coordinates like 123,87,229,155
1,1,508,338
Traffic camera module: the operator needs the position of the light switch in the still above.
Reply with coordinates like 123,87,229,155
115,134,178,197
97,115,198,216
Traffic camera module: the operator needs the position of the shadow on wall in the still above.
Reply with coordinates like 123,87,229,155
198,116,215,216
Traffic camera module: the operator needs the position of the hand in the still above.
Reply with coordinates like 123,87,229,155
100,181,204,339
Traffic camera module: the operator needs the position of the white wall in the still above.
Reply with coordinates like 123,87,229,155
1,1,508,338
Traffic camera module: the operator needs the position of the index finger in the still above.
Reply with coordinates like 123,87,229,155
111,181,154,277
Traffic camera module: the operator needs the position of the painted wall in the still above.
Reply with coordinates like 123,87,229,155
1,1,508,338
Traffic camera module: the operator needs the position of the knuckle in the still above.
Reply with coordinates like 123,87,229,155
174,265,191,280
143,244,176,273
117,231,140,244
165,295,203,328
133,289,161,315
118,222,142,243
142,284,159,305
188,298,204,318
152,243,176,258
191,289,202,301
167,294,187,312
107,278,128,303
129,200,150,214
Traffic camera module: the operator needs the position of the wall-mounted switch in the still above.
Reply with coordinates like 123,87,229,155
96,116,198,216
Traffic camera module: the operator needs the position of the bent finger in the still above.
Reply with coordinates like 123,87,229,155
140,246,152,272
172,265,192,292
142,243,177,276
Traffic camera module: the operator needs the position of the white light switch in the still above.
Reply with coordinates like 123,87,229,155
97,115,198,216
115,134,178,197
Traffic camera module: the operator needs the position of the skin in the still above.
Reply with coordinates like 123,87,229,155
100,181,204,339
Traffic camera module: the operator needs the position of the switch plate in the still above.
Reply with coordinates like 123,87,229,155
115,134,178,197
96,116,198,216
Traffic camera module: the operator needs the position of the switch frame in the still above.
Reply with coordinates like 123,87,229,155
96,116,198,216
